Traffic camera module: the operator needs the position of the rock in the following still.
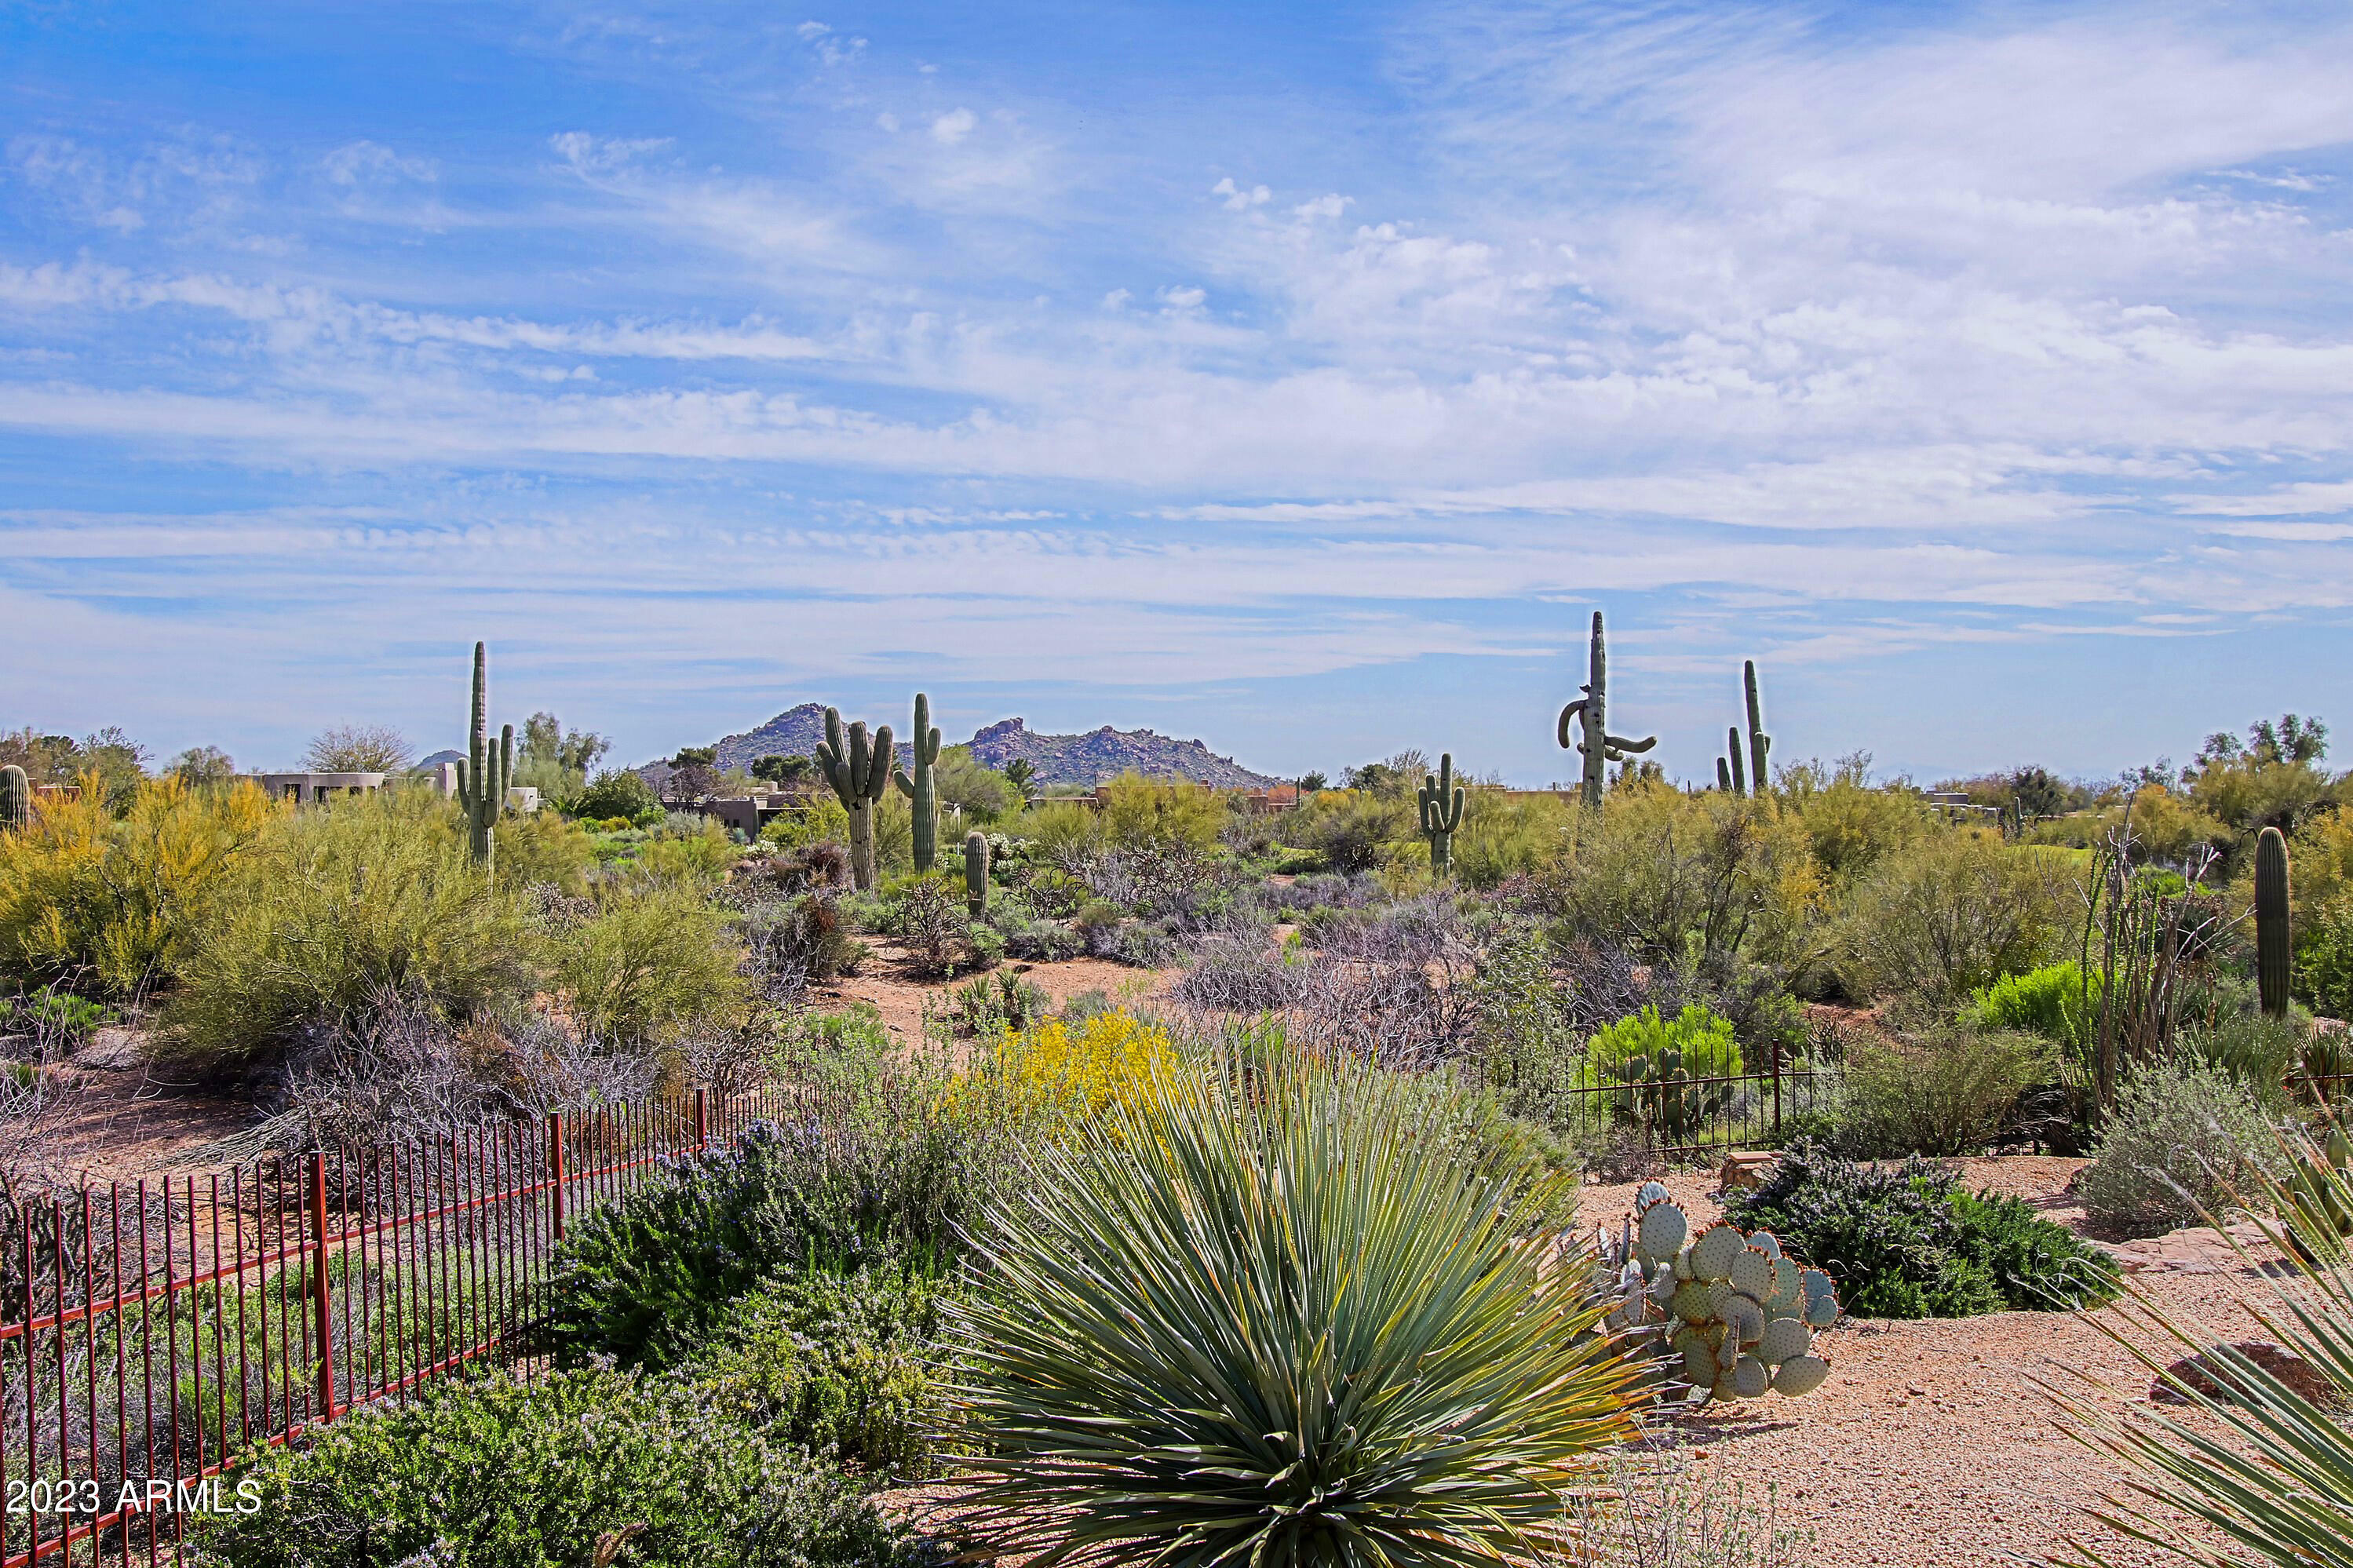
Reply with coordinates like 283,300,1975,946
2154,1341,2336,1406
1720,1151,1779,1191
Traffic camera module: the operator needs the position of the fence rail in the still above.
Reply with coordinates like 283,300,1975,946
0,1085,815,1568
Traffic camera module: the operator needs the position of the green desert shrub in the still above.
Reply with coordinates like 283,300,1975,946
166,790,536,1067
572,766,661,824
1286,789,1415,875
1450,790,1572,888
953,1051,1638,1568
1099,772,1228,851
550,881,743,1043
1728,1142,2116,1318
193,1366,917,1568
1543,785,1823,968
1779,757,1932,881
0,773,279,997
545,1105,979,1369
492,808,599,892
1972,960,2102,1056
1837,830,2070,1005
688,1264,955,1476
2078,1056,2284,1239
1581,1002,1743,1083
1833,1023,2053,1158
2297,896,2353,1022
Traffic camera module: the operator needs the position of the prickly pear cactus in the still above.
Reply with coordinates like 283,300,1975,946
1609,1047,1733,1147
1595,1184,1840,1406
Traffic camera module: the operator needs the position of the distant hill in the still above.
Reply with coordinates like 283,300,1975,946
703,703,1280,789
415,749,465,772
967,717,1279,789
711,703,913,773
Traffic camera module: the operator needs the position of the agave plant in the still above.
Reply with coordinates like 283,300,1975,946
950,1052,1642,1568
2048,1119,2353,1566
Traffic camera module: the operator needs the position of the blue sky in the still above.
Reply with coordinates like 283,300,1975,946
3,0,2350,784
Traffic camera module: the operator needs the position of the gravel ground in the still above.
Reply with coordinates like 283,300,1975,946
1581,1156,2265,1566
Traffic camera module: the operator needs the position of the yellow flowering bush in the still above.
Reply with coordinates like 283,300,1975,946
950,1009,1180,1142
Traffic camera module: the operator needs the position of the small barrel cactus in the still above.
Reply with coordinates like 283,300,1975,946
964,829,991,920
1596,1184,1840,1406
0,764,28,830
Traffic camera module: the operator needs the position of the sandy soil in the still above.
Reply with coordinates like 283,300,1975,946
17,1026,258,1182
1578,1155,2269,1566
815,941,1179,1048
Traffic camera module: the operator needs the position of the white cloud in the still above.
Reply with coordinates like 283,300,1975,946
930,108,976,145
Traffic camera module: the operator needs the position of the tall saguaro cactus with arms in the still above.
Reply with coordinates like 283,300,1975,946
894,692,943,873
455,641,513,870
1417,752,1465,877
818,707,896,891
1556,611,1656,812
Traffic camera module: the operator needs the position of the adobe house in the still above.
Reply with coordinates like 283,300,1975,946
254,771,389,804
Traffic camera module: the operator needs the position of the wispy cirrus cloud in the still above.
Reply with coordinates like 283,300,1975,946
1,0,2349,777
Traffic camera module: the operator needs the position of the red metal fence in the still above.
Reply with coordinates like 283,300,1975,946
0,1086,809,1568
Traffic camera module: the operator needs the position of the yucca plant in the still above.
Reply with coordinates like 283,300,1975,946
950,1051,1641,1568
2048,1118,2353,1566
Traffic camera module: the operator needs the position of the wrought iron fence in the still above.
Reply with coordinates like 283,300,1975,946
1543,1052,1830,1161
0,1085,814,1568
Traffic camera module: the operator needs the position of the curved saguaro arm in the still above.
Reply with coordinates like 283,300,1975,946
1417,752,1466,877
893,691,943,872
454,641,513,869
817,706,896,891
1556,611,1656,811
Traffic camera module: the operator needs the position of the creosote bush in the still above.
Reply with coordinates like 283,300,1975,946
1838,831,2070,1005
166,789,536,1068
1833,1023,2052,1158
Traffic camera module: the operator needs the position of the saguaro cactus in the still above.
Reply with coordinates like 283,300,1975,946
454,641,513,870
894,692,943,873
0,764,28,830
1556,611,1656,811
964,830,991,920
2256,825,2292,1019
1716,757,1733,793
1417,752,1465,876
1743,660,1771,797
1726,727,1747,796
817,707,896,891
